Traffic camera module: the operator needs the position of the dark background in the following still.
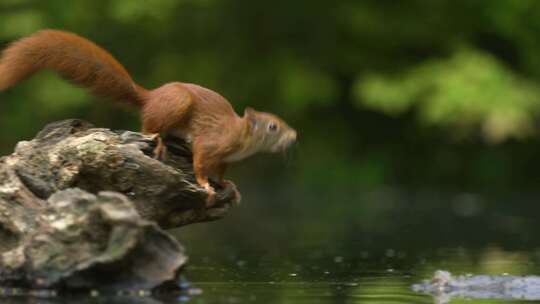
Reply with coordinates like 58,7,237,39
2,0,540,270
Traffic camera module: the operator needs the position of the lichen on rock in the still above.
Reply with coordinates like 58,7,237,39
0,119,240,289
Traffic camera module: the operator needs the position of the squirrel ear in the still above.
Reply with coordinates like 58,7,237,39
244,107,258,133
244,107,255,116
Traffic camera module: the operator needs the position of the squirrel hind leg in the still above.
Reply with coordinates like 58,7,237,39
140,84,193,159
152,134,167,161
142,132,167,161
142,83,193,132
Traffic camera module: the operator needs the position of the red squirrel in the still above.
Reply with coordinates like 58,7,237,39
0,30,297,205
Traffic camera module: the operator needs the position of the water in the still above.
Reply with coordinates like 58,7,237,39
168,186,540,303
4,187,540,303
178,246,540,303
5,246,540,303
2,246,540,303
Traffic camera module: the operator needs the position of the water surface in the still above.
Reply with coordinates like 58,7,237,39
4,187,540,303
179,246,540,303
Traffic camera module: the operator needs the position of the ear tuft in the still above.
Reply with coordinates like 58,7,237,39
244,107,255,116
244,107,258,133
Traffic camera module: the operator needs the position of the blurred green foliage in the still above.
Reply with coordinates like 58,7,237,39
358,48,540,142
3,0,540,253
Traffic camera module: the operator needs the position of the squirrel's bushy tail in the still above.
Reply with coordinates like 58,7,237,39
0,30,146,106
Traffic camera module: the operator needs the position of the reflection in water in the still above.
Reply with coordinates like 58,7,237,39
178,246,540,303
0,294,162,304
414,270,540,303
4,187,540,303
2,246,540,303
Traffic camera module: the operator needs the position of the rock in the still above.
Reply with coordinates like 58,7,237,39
1,189,186,289
6,119,239,228
413,270,540,302
0,120,240,288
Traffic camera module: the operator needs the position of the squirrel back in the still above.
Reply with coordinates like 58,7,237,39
0,30,146,106
0,29,297,206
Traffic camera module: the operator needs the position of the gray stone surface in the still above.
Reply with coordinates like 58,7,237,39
0,120,239,288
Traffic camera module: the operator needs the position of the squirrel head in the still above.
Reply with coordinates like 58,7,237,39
243,107,297,153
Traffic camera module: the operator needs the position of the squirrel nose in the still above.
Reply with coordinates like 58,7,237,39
289,130,297,144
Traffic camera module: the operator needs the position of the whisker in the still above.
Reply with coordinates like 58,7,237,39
283,141,299,167
289,147,295,165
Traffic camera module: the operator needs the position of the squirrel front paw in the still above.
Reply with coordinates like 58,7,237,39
201,180,241,207
219,180,241,205
203,183,217,207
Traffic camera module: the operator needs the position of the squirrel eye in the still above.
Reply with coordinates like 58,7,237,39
268,122,278,132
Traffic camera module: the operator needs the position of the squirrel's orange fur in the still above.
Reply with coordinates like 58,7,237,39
0,30,297,205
